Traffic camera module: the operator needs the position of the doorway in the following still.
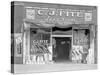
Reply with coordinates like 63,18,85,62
52,36,72,63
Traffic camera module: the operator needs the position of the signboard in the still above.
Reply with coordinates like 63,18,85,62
25,7,93,25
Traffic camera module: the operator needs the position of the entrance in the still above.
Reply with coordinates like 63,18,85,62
52,36,72,63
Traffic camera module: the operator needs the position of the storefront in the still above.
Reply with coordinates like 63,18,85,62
19,6,97,64
12,2,97,66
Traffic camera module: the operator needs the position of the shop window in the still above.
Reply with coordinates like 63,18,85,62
30,28,51,55
72,29,90,63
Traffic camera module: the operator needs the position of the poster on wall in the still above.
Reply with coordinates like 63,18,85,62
11,1,97,74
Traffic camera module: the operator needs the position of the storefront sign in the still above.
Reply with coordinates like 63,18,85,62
25,7,92,25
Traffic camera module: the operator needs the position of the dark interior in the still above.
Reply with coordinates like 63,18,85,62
52,27,72,32
53,37,71,62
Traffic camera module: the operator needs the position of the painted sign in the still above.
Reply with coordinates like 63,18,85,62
30,40,50,54
25,7,93,25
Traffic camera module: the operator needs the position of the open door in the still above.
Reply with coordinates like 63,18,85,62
52,37,71,63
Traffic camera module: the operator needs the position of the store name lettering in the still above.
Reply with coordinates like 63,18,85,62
37,8,84,17
32,40,48,44
26,7,92,23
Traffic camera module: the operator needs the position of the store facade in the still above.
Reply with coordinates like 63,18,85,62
11,2,97,69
